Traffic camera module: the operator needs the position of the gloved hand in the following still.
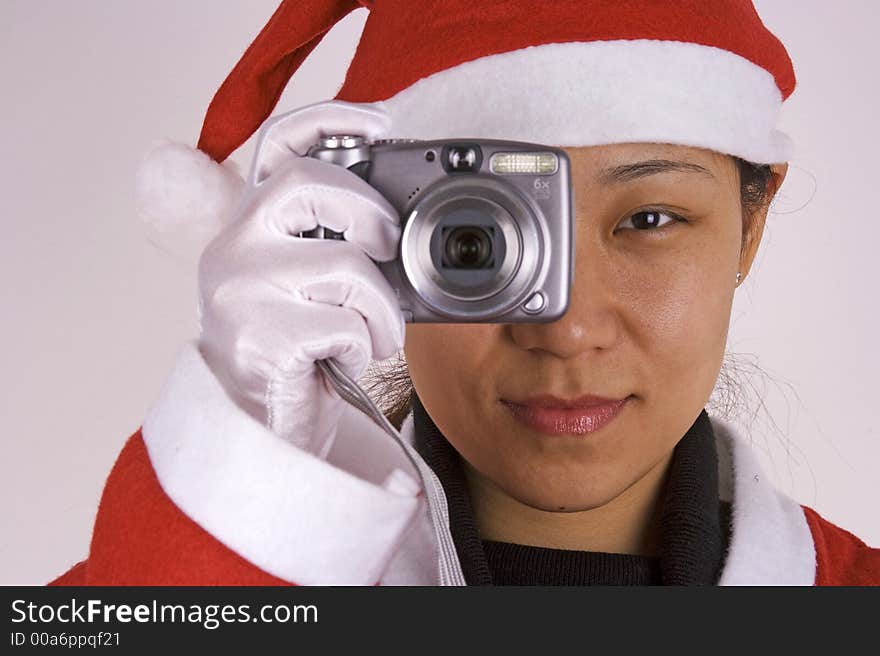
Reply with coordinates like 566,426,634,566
197,100,406,459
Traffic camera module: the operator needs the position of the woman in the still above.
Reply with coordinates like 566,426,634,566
50,0,879,585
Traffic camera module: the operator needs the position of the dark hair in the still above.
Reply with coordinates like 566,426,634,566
733,156,776,249
362,155,780,430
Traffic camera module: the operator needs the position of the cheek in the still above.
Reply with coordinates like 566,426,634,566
617,233,736,401
404,324,501,422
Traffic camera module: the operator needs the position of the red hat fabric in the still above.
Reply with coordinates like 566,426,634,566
197,0,371,163
199,0,796,165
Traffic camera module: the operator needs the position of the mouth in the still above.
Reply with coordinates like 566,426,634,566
500,394,633,436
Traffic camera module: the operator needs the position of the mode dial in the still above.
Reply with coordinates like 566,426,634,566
319,135,365,149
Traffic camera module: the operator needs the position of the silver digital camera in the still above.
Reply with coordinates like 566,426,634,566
299,135,574,323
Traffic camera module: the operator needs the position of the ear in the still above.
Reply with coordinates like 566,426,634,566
738,162,788,282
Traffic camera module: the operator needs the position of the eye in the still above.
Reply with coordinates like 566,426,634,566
617,209,683,232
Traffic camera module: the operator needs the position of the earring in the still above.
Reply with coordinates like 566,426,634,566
735,272,742,285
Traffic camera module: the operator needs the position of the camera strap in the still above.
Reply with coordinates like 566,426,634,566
316,358,467,586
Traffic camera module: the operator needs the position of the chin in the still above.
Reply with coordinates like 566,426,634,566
501,475,620,513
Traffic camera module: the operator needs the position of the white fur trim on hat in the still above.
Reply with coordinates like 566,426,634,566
381,40,793,164
135,140,245,258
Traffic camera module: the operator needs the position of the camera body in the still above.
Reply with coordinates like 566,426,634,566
300,135,574,323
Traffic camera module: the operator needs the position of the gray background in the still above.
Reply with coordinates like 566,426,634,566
2,1,877,584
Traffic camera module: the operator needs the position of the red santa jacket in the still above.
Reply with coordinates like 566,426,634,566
49,343,880,586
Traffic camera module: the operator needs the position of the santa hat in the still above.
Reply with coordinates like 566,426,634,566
136,0,796,249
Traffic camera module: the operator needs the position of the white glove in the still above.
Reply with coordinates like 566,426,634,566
197,100,406,459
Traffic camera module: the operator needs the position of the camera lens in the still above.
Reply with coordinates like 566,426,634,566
444,226,493,269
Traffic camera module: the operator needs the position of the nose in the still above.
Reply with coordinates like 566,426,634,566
506,241,621,359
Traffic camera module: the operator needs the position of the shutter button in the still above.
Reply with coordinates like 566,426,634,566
522,291,546,314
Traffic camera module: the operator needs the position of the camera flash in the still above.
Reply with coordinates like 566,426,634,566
490,152,558,175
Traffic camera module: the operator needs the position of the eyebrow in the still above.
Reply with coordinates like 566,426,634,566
597,159,716,184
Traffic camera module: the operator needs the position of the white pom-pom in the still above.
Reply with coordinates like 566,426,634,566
135,140,245,261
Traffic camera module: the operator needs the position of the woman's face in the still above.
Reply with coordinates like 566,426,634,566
405,143,783,513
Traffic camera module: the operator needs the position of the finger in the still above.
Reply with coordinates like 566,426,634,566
257,156,402,262
204,241,405,371
290,240,407,360
277,304,378,385
250,100,391,185
257,301,376,449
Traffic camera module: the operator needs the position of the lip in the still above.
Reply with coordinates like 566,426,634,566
506,394,625,409
501,396,631,436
